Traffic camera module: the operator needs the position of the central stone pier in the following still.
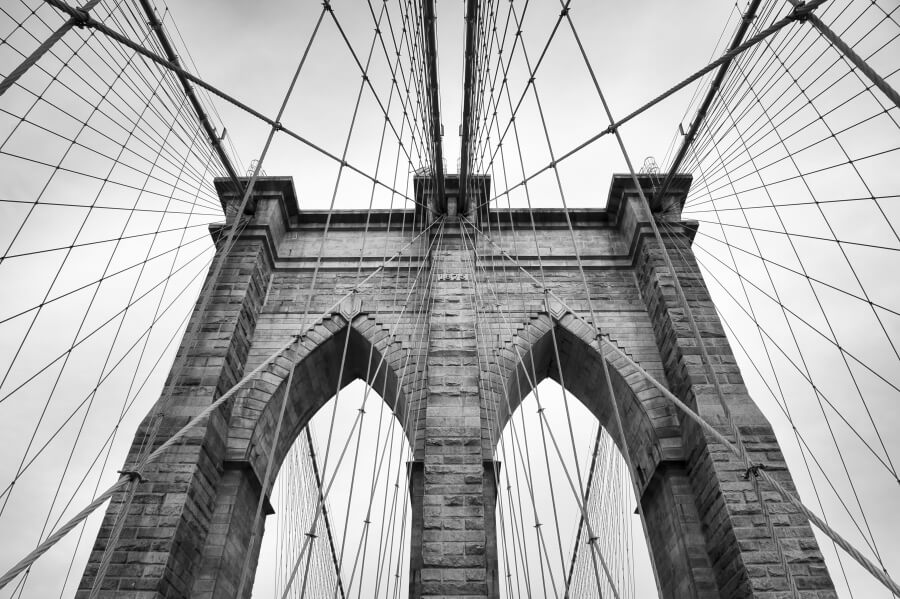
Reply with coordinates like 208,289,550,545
409,215,500,597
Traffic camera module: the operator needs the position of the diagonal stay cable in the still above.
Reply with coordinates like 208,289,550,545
0,195,221,217
0,55,190,410
0,0,102,96
688,217,900,252
0,219,218,261
0,217,440,591
2,93,208,559
49,148,220,598
689,224,900,405
84,9,338,589
0,148,222,211
0,247,215,506
0,229,213,327
686,233,899,477
40,0,420,207
659,218,893,557
3,3,228,204
463,214,900,595
481,0,829,212
0,233,216,412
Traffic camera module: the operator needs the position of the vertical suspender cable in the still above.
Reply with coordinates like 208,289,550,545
465,215,900,596
234,367,296,597
0,219,439,592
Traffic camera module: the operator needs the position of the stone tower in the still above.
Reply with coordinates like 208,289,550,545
79,174,836,597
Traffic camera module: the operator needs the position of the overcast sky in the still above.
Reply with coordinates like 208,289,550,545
1,0,899,597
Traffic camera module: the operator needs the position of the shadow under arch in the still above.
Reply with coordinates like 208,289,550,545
494,312,681,486
228,310,414,478
492,312,722,599
194,310,415,597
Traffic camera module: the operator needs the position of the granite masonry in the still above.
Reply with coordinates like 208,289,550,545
78,174,836,598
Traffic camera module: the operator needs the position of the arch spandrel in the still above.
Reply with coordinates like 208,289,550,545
224,311,414,489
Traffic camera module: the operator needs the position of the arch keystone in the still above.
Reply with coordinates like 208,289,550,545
339,292,363,320
545,296,568,320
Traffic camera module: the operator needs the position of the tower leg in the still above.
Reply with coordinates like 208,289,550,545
635,211,836,597
77,182,291,598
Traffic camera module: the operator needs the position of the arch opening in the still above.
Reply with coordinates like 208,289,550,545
493,379,658,598
488,315,701,598
494,316,678,484
250,379,414,597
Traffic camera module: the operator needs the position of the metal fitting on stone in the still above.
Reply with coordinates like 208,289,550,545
743,462,768,480
117,469,146,483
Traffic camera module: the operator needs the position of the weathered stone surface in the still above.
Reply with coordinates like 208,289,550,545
78,175,834,598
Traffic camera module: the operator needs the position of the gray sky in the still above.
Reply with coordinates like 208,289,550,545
0,0,898,597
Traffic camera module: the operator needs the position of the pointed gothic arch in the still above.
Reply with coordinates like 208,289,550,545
490,311,717,598
190,310,415,596
491,312,682,486
224,310,416,479
75,180,836,598
78,306,416,598
249,376,415,597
